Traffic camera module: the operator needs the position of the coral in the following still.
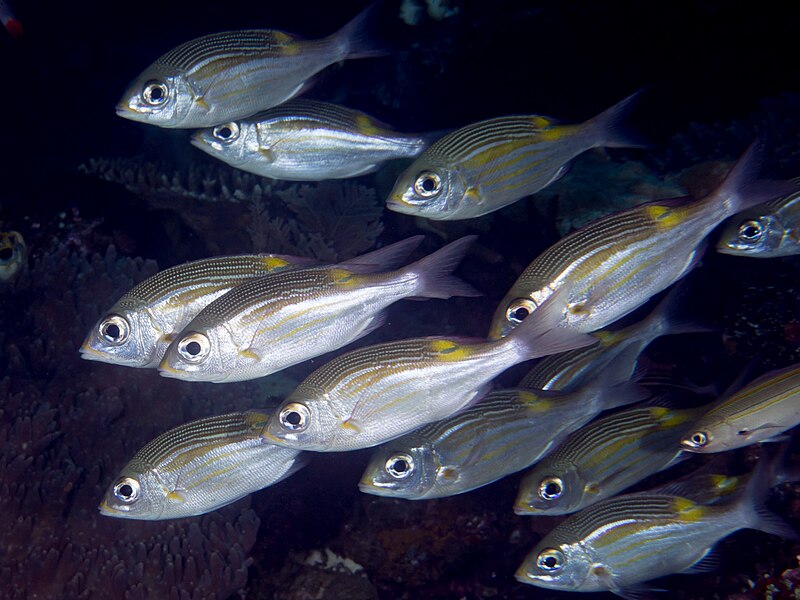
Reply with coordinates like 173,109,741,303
79,157,384,261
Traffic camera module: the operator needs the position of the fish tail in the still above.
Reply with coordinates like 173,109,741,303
332,1,388,60
339,235,424,273
639,284,714,340
709,140,800,217
583,89,648,149
407,235,482,299
736,449,799,541
503,287,598,361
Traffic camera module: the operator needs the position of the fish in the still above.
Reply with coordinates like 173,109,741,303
99,410,306,520
515,460,796,598
158,236,480,383
191,99,430,181
385,92,642,220
80,253,317,368
716,183,800,257
518,285,706,392
514,405,701,516
262,287,596,452
680,362,800,453
358,371,645,500
0,231,26,281
488,142,800,339
0,0,21,38
116,4,384,128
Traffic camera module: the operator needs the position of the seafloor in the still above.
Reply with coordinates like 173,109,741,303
3,1,800,599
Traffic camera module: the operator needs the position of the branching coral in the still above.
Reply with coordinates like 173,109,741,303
79,157,384,261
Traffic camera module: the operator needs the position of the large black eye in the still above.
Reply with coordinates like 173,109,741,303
143,80,169,106
506,298,536,324
538,476,563,500
413,171,443,198
738,220,763,242
385,453,414,479
113,477,141,503
0,247,13,261
212,122,240,142
689,431,708,447
536,549,564,572
279,403,310,432
177,333,210,363
99,314,130,345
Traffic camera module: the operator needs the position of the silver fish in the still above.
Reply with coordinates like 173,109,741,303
680,363,800,453
117,5,383,128
99,410,306,520
80,253,316,368
358,374,644,500
159,236,480,383
262,288,595,452
518,285,703,392
514,405,700,516
717,183,800,257
385,93,641,220
515,463,795,596
191,99,429,181
0,230,26,281
488,142,799,339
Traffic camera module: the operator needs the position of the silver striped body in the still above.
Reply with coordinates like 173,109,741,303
118,28,350,128
159,264,430,383
387,115,586,220
717,186,800,257
192,100,428,181
80,254,311,368
681,363,800,453
266,337,544,451
99,411,305,520
515,406,698,515
359,383,624,500
516,492,752,594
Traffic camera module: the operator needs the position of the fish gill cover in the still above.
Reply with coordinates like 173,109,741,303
2,1,800,599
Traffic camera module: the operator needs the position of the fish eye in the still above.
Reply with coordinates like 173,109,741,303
113,477,141,504
0,247,12,261
279,402,310,432
385,453,415,479
688,431,708,447
536,548,564,573
99,314,130,345
506,298,536,324
738,220,763,242
212,122,240,142
538,476,564,500
176,333,211,363
142,80,169,106
413,171,443,198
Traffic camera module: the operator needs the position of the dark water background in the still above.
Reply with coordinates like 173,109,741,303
2,1,800,599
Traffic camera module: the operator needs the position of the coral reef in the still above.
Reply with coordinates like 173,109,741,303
79,157,384,261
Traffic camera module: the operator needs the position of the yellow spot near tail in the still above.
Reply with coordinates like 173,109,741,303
710,474,739,494
534,125,566,142
329,268,358,286
355,114,381,136
429,339,474,361
529,115,555,129
262,256,290,271
673,497,707,522
645,205,684,229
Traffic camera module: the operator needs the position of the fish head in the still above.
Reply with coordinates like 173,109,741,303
116,65,195,128
681,418,769,453
358,442,436,499
157,325,230,382
515,537,592,592
386,156,466,218
263,392,339,451
717,214,782,256
514,463,583,515
80,306,161,368
98,462,167,520
0,230,26,281
191,120,257,166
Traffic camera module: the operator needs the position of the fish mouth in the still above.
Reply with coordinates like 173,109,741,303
98,498,123,516
79,341,109,362
385,194,414,214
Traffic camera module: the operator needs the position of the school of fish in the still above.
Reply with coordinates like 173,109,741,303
83,3,800,597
